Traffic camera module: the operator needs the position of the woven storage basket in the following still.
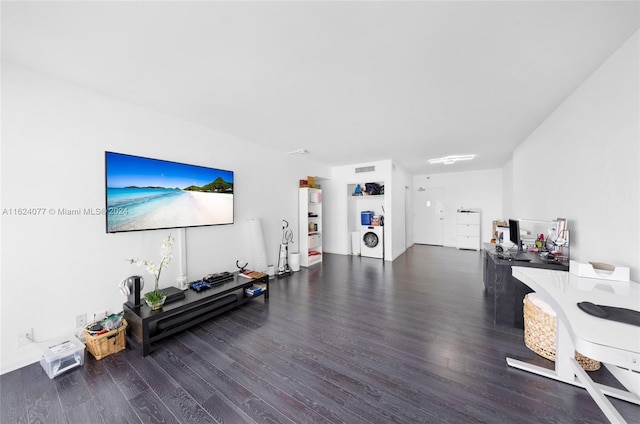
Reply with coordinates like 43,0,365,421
84,319,127,360
523,295,600,371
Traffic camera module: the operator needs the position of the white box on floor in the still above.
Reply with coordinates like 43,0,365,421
40,336,85,379
351,231,361,255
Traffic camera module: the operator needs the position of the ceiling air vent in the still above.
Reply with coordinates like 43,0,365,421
355,166,375,173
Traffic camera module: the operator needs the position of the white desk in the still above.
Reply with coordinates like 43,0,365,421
508,267,640,423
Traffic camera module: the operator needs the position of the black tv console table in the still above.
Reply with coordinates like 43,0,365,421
124,272,268,356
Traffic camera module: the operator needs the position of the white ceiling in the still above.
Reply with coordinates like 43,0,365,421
2,1,639,174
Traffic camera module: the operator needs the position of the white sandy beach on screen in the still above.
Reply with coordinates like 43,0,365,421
115,191,233,231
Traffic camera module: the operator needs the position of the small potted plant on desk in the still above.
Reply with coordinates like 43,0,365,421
127,234,173,310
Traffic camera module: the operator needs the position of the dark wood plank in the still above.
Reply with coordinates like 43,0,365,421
122,347,217,424
54,368,92,410
175,327,346,424
227,285,522,422
135,342,255,424
79,356,142,424
129,388,181,424
218,313,455,423
181,323,367,424
62,397,106,424
0,368,28,424
54,369,96,424
196,318,389,424
155,337,295,424
101,352,149,400
21,361,67,424
101,351,180,424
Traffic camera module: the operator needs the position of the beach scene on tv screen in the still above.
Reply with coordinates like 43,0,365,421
106,152,234,232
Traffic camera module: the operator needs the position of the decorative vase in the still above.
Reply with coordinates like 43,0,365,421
145,295,167,311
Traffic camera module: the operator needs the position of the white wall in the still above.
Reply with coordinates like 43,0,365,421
0,65,329,373
501,157,514,219
391,163,413,258
511,31,639,280
413,169,503,247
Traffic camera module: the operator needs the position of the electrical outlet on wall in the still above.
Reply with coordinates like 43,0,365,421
76,313,87,329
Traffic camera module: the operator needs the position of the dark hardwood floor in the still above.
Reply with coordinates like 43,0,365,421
2,245,638,423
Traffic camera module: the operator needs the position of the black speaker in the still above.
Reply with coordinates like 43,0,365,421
125,276,144,308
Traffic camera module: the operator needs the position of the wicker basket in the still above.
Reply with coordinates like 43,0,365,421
523,294,600,371
84,319,128,360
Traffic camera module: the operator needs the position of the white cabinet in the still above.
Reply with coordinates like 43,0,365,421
456,209,480,250
299,188,322,266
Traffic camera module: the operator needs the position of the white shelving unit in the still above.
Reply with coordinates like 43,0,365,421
347,182,385,256
299,187,322,266
456,209,480,250
347,182,385,226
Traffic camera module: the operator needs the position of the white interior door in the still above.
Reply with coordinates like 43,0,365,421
414,187,444,245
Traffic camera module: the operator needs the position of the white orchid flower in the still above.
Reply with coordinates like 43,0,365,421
127,234,174,294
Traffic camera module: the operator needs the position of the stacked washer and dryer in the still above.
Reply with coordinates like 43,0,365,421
360,211,384,259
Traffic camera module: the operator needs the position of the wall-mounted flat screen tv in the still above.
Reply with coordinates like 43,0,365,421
105,151,234,233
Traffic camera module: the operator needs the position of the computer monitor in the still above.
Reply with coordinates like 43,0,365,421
509,219,523,252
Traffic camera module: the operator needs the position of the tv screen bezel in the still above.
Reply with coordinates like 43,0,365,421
105,151,234,233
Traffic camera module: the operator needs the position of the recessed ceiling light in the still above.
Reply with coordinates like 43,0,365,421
428,154,476,165
285,148,308,155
